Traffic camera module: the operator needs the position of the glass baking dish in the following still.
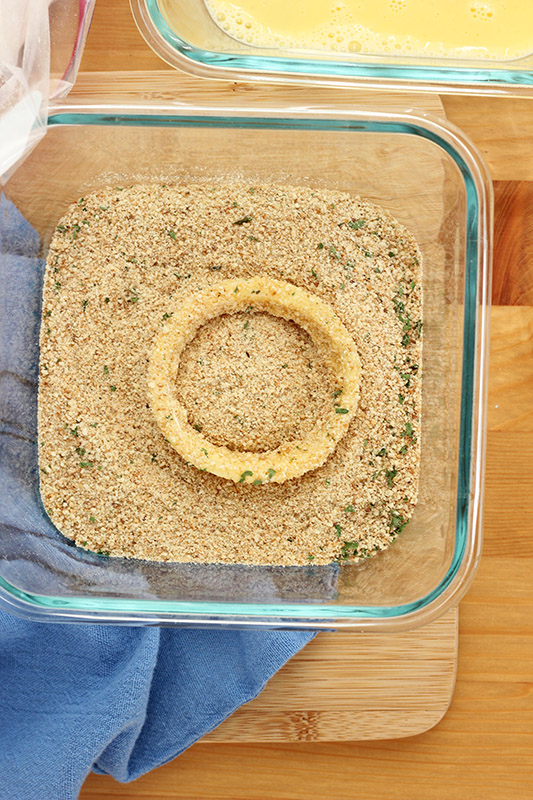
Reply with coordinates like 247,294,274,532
130,0,533,96
0,98,490,629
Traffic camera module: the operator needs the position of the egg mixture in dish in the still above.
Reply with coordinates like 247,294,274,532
202,0,533,61
38,183,422,565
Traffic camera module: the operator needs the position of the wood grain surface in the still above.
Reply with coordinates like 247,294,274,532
77,2,533,798
493,183,533,305
205,610,457,743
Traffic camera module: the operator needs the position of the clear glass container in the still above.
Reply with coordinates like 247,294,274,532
130,0,533,95
0,94,491,629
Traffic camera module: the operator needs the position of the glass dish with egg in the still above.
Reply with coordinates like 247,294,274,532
130,0,533,94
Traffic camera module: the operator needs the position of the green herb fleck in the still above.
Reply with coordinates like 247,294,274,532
340,540,358,559
239,470,253,483
334,523,343,537
89,515,96,523
103,365,109,375
348,218,366,230
385,468,397,487
307,554,315,561
110,385,117,392
201,448,208,457
167,230,177,240
335,407,349,414
79,461,93,469
267,468,276,481
344,504,355,513
104,297,110,304
390,510,408,537
233,215,253,225
401,422,414,438
253,479,263,486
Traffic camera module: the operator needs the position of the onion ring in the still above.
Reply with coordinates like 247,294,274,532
147,276,360,484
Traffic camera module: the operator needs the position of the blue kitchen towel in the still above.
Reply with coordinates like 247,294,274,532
0,195,316,800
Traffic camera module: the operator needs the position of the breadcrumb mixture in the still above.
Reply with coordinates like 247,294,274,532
38,183,422,565
177,311,337,453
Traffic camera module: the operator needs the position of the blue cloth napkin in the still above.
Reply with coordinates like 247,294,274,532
0,196,315,800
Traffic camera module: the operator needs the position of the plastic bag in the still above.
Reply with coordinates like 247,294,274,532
0,0,95,183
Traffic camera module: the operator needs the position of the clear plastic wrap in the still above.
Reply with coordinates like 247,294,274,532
0,0,94,182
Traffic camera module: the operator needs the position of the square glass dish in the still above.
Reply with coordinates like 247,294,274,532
130,0,533,95
0,99,490,628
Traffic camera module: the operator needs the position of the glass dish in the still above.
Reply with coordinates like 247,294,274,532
0,96,490,629
130,0,533,95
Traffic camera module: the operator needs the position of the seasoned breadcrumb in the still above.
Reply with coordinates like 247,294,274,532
38,183,422,566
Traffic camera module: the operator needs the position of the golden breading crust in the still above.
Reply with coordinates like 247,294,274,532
147,276,361,484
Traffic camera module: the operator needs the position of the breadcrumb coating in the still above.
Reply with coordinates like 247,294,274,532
38,183,422,566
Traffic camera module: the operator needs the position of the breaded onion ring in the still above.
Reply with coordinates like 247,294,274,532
147,276,360,484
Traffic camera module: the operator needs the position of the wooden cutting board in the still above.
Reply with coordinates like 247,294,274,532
208,609,458,742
